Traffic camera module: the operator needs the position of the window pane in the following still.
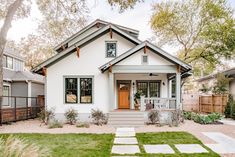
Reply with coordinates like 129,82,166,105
80,78,92,103
3,55,6,68
106,42,116,57
142,56,148,64
65,78,77,103
3,86,9,96
7,56,13,69
149,82,160,97
172,80,176,98
137,82,148,97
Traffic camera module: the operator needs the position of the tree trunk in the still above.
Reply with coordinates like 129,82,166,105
0,0,24,125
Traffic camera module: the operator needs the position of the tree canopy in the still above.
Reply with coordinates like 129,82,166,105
151,0,235,76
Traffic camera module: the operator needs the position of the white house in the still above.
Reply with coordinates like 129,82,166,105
32,19,191,125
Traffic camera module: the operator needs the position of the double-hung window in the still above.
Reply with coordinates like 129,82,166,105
3,55,13,69
64,76,93,104
137,81,160,98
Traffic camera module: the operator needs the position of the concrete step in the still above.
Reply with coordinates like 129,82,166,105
108,111,145,127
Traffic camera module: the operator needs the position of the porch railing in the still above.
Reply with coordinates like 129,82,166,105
140,96,176,111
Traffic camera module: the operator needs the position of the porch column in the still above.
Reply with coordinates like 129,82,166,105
176,71,181,110
109,72,115,111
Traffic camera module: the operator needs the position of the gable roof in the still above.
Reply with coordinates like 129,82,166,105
54,19,139,51
32,23,142,73
99,41,192,73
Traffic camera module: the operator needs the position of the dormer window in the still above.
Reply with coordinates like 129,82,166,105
106,41,117,58
142,55,148,64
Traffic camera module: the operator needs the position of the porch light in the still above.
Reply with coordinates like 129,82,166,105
162,82,165,86
132,82,135,86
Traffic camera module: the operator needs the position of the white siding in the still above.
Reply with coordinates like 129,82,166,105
46,32,136,117
117,49,174,66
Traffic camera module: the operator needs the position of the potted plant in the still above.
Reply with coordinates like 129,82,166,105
134,90,142,110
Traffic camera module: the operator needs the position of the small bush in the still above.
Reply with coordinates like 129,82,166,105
148,110,159,124
64,108,78,125
91,109,107,125
224,94,235,118
37,108,55,125
48,120,63,129
76,122,90,128
191,112,222,124
0,135,49,157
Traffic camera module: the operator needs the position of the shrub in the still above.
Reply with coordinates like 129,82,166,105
148,110,159,124
76,122,90,128
37,108,55,125
169,110,184,127
0,135,49,157
192,112,222,124
48,119,63,129
91,109,107,125
64,108,78,125
224,94,235,118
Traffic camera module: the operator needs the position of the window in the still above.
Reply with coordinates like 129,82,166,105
3,55,13,69
171,79,176,98
80,78,92,103
106,42,117,57
149,82,160,97
65,78,77,103
64,76,93,104
3,85,10,106
137,81,161,98
142,55,148,64
136,82,148,97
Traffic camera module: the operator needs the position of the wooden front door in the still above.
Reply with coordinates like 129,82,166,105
118,81,131,109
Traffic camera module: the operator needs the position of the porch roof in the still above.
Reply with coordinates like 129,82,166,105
99,41,192,74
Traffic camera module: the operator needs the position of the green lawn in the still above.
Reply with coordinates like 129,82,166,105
136,132,219,157
0,134,114,157
0,132,219,157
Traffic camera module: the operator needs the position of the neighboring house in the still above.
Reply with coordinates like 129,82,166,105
32,19,191,122
196,67,235,96
2,47,44,108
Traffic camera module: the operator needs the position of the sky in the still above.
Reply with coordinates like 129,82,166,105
6,0,235,55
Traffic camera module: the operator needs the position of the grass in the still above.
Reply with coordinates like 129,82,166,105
136,131,220,157
0,132,219,157
0,133,114,157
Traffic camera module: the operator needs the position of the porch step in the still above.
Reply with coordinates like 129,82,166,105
108,111,145,127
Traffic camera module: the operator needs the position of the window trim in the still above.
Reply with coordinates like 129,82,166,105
141,54,148,65
105,41,117,58
63,75,94,104
136,80,161,98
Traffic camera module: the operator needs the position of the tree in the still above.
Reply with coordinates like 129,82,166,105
150,0,235,76
213,73,232,94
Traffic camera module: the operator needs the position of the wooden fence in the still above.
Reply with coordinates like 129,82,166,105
0,95,45,125
182,94,228,114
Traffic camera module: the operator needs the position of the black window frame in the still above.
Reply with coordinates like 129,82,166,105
136,80,161,98
80,78,93,104
65,78,78,104
136,81,148,97
149,81,161,98
106,41,117,58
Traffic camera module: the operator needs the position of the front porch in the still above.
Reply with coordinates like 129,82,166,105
108,66,182,111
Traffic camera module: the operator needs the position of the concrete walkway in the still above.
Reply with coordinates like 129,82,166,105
203,132,235,154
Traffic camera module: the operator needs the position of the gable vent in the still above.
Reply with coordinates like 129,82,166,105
142,55,148,64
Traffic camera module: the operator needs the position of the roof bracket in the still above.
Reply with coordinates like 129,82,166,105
109,26,113,39
144,43,147,54
42,67,47,76
76,47,80,58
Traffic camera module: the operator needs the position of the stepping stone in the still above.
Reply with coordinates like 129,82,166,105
114,137,138,144
144,144,175,154
116,128,135,132
116,131,135,137
112,145,140,154
175,144,208,153
205,144,235,154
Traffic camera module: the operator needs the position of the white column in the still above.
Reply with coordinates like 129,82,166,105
176,72,181,110
109,72,115,111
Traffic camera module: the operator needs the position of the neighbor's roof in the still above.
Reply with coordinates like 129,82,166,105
53,19,139,51
196,67,235,82
99,41,192,73
3,68,44,83
4,47,25,61
32,23,141,73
